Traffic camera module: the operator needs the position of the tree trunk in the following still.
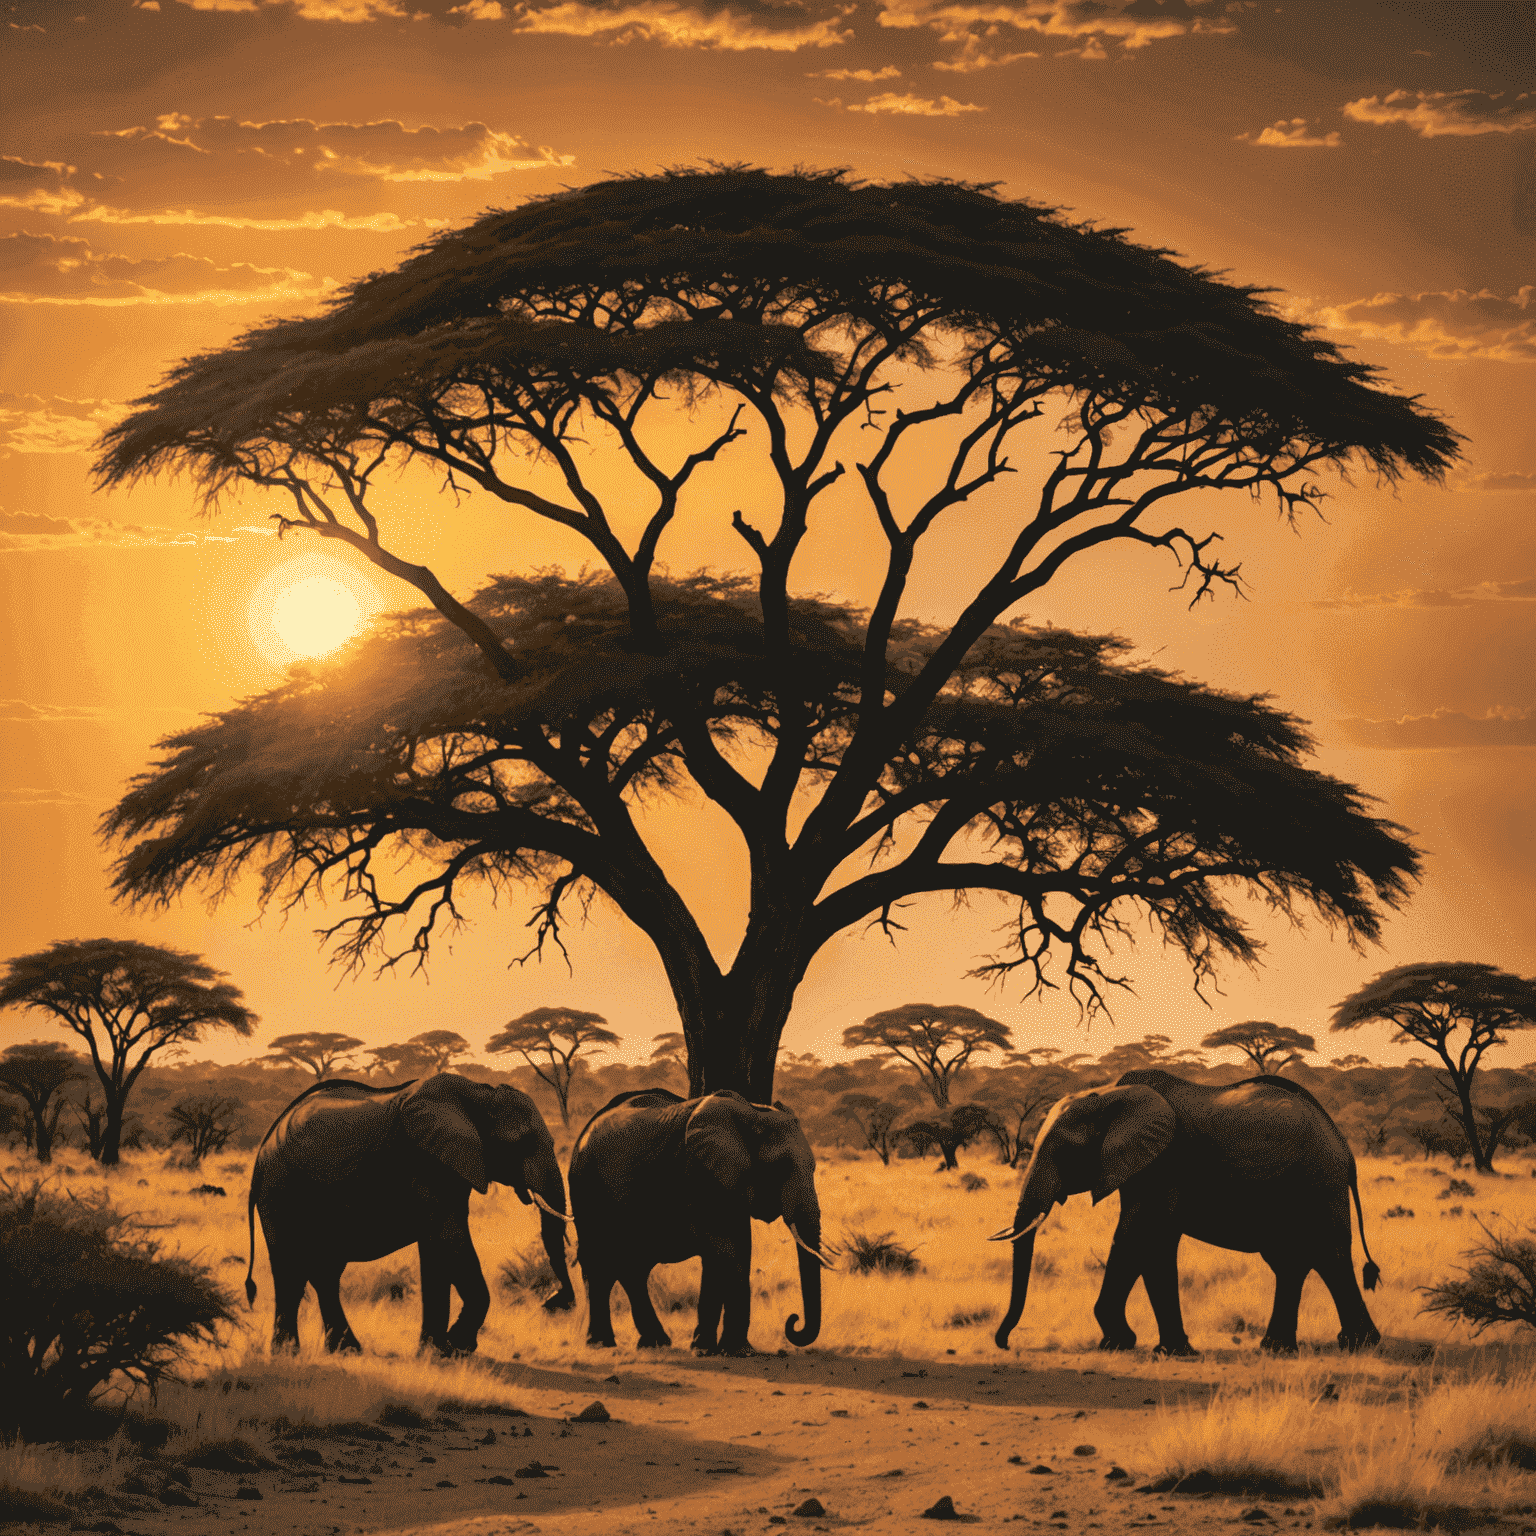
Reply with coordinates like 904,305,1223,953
1449,1072,1491,1172
100,1096,126,1166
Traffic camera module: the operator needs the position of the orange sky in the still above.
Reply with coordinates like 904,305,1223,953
2,0,1533,1076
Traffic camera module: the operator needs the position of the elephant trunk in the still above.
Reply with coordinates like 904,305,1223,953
994,1227,1037,1350
525,1148,576,1311
783,1181,823,1348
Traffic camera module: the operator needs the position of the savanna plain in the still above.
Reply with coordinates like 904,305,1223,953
9,1142,1536,1536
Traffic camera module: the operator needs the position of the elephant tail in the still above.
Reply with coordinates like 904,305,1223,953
1350,1173,1381,1291
245,1160,261,1309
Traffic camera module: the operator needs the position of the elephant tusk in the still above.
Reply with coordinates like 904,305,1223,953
989,1211,1046,1244
987,1226,1019,1243
530,1192,574,1223
786,1221,836,1270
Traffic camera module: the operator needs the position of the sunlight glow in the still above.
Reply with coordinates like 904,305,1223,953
270,576,363,657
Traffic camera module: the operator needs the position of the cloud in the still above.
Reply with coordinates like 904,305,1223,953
169,0,407,17
0,698,113,723
932,36,1036,70
103,113,573,183
1335,705,1536,749
449,0,505,13
838,90,985,115
1238,117,1342,149
506,0,852,48
807,63,901,79
1312,574,1536,611
0,786,94,806
1461,470,1536,493
0,506,250,552
876,0,1239,68
0,230,332,306
1343,89,1536,139
1320,285,1536,363
0,393,122,455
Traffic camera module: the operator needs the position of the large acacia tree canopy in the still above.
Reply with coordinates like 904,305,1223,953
105,574,1418,1004
93,167,1455,1096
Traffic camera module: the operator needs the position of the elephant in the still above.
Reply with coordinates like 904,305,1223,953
244,1073,575,1355
992,1070,1381,1357
569,1088,832,1355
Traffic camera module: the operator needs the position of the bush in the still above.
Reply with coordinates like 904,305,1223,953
0,1178,235,1436
1420,1222,1536,1334
843,1229,921,1276
497,1244,558,1301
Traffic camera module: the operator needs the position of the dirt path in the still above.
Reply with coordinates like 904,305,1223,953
61,1352,1325,1536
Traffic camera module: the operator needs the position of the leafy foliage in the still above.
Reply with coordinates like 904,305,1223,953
901,1102,996,1170
485,1006,619,1126
0,1043,85,1164
835,1093,906,1165
0,1179,234,1436
93,168,1457,1100
844,1005,1013,1107
1421,1222,1536,1335
1200,1020,1317,1074
263,1031,365,1078
0,940,256,1165
1334,963,1536,1171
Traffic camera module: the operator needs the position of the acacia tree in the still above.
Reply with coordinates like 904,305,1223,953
364,1042,434,1080
94,168,1456,1099
969,1061,1079,1165
836,1093,905,1164
0,941,256,1164
407,1030,473,1072
1094,1031,1206,1078
165,1094,241,1166
1332,962,1536,1172
0,1043,85,1164
1201,1020,1317,1075
845,1003,1013,1107
485,1006,620,1126
263,1031,365,1079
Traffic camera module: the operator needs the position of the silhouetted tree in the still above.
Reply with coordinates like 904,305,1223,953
649,1032,689,1087
1334,963,1536,1172
95,168,1457,1099
844,1004,1012,1107
0,1043,84,1165
902,1103,995,1170
836,1094,905,1165
485,1007,620,1125
0,941,256,1165
1094,1032,1206,1078
1201,1020,1317,1074
364,1042,433,1081
1331,1053,1374,1070
165,1094,241,1166
969,1063,1078,1165
1421,1220,1536,1336
264,1031,365,1079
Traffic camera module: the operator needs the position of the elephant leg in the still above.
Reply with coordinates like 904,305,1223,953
692,1259,723,1354
1259,1254,1308,1355
712,1217,754,1357
443,1236,491,1355
582,1257,619,1349
1141,1230,1197,1358
269,1257,307,1354
312,1261,363,1354
1092,1217,1143,1351
1316,1247,1381,1351
419,1241,453,1355
623,1264,672,1349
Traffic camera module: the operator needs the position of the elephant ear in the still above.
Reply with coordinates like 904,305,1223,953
400,1075,489,1194
1093,1085,1176,1204
685,1094,753,1193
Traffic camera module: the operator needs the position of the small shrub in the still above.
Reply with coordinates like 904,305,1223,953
497,1244,558,1300
1442,1179,1476,1200
1384,1205,1416,1219
843,1229,921,1276
0,1178,234,1437
1421,1222,1536,1334
959,1173,989,1192
944,1306,995,1329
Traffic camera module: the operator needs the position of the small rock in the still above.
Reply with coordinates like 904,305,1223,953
1007,1455,1024,1466
235,1486,262,1501
436,1479,456,1488
1029,1464,1054,1475
338,1476,373,1485
793,1498,825,1517
1073,1444,1097,1457
922,1495,962,1520
830,1409,849,1418
912,1400,930,1410
159,1485,198,1507
1239,1508,1275,1523
604,1374,620,1384
769,1519,787,1527
480,1428,496,1445
1106,1466,1130,1481
572,1401,611,1423
514,1461,554,1479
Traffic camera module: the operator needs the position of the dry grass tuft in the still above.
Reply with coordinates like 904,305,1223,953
843,1229,922,1276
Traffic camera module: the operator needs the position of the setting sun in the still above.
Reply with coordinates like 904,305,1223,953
270,575,363,658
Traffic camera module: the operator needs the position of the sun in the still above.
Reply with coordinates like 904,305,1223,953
270,575,363,658
248,554,381,666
